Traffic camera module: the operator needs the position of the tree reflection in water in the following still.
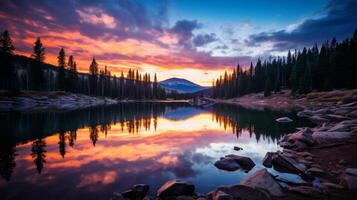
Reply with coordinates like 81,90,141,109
0,102,312,181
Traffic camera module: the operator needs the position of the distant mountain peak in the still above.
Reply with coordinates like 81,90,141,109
159,78,207,93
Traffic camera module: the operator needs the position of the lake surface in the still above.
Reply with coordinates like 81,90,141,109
0,103,313,199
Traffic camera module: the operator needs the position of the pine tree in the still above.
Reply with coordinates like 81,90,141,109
32,37,45,62
89,58,98,75
153,73,158,99
57,48,66,90
57,48,66,68
0,30,15,54
89,58,98,95
31,37,45,90
0,30,16,91
68,55,74,70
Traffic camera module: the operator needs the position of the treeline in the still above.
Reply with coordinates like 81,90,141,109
0,30,166,99
212,29,357,98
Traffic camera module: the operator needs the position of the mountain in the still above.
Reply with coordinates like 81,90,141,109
159,78,207,93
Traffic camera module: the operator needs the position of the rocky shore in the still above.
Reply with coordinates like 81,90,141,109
0,91,119,111
110,91,357,200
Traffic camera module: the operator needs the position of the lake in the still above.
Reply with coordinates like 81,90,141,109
0,103,313,199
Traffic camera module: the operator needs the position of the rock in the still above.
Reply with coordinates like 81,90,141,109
313,108,331,115
288,128,314,145
212,191,233,200
111,192,126,200
346,168,357,176
262,152,275,168
339,159,347,165
309,116,329,124
214,158,241,171
233,146,243,151
157,179,195,198
312,131,353,144
122,184,150,200
297,110,314,117
341,174,357,190
326,114,350,121
240,169,284,197
321,182,344,189
276,117,293,123
288,186,321,197
328,123,351,132
272,154,307,175
176,195,195,200
212,185,271,200
340,119,357,125
214,155,255,172
225,154,255,171
306,167,325,176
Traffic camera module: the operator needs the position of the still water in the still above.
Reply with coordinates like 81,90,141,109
0,103,312,199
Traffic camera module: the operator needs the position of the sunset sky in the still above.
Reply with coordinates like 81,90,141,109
1,0,356,86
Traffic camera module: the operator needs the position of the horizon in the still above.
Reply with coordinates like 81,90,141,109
1,0,356,86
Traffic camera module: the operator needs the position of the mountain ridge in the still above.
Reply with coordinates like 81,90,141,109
159,78,208,93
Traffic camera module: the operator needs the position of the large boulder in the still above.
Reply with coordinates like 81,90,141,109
271,153,308,176
288,128,314,145
278,129,314,151
240,169,284,197
214,155,255,172
262,152,275,168
210,185,271,200
276,117,293,123
122,184,150,200
312,131,353,144
157,179,195,199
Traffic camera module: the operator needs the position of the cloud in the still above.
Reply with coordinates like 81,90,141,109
193,33,217,47
76,7,117,29
170,20,201,45
247,0,357,51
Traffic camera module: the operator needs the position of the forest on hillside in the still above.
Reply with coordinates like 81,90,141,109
0,30,166,99
212,29,357,98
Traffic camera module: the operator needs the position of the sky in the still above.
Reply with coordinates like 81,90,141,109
0,0,356,86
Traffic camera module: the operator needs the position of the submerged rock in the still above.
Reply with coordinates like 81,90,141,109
233,146,243,151
157,179,195,198
214,158,241,171
276,117,293,123
214,155,255,172
240,169,284,197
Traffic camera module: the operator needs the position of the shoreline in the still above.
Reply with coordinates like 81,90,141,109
0,91,189,112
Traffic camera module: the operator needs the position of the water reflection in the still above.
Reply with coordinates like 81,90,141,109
0,103,312,199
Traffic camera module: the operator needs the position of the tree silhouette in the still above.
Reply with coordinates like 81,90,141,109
57,48,66,90
0,30,15,54
58,131,66,158
0,30,16,92
0,142,17,181
31,138,46,174
32,37,45,62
